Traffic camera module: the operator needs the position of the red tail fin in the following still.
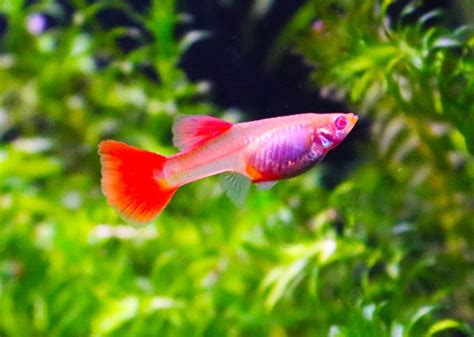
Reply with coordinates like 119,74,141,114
98,140,177,224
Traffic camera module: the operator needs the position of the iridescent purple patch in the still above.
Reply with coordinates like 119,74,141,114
249,126,324,180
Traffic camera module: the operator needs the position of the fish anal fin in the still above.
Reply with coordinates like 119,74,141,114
172,115,233,151
256,180,277,190
219,172,251,206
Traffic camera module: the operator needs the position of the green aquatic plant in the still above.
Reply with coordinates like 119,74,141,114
1,0,473,336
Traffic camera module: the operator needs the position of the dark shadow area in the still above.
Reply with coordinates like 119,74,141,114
178,0,346,119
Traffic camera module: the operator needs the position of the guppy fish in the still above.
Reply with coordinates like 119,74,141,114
99,112,358,224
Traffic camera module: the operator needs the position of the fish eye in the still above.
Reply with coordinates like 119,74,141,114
335,116,348,130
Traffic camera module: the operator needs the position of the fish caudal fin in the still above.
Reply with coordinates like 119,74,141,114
98,140,177,225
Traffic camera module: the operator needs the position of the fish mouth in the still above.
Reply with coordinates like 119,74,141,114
348,113,359,126
343,113,359,133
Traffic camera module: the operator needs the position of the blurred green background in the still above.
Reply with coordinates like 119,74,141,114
1,0,473,336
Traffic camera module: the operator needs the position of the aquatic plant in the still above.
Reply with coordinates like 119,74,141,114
1,0,473,336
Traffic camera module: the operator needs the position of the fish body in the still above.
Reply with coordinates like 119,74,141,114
99,112,358,224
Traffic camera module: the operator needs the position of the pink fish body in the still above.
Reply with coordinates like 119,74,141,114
99,112,358,224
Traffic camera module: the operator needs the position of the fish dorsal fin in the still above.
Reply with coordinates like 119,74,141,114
219,173,251,206
172,115,233,151
256,181,277,190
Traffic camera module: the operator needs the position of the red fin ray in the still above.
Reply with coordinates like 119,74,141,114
98,141,177,225
172,115,233,151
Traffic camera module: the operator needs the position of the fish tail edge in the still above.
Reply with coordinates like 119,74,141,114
98,140,178,225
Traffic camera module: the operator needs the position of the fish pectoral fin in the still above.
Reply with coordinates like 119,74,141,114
256,180,277,190
219,172,251,206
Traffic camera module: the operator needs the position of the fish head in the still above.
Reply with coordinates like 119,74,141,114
310,112,358,151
